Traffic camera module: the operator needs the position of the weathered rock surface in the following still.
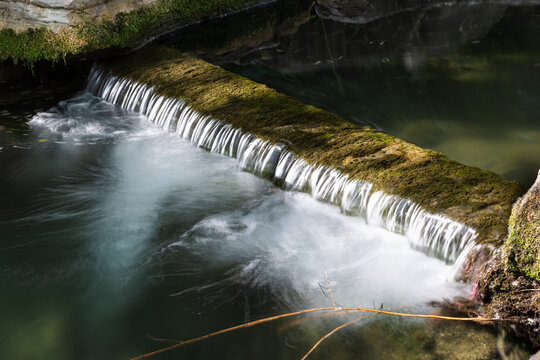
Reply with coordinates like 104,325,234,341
504,170,540,281
0,0,158,32
476,170,540,347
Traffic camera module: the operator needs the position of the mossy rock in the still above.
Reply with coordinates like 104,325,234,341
504,171,540,281
0,0,274,65
103,47,524,244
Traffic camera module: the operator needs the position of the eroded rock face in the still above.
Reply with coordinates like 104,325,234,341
0,0,158,32
504,170,540,281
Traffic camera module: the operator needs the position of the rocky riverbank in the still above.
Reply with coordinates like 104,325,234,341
0,0,274,64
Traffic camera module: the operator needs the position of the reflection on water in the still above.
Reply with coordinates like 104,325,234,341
213,3,540,187
1,92,527,358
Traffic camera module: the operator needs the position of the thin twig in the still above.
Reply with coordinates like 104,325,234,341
324,267,337,307
146,335,182,344
277,309,360,333
301,314,374,360
339,306,499,321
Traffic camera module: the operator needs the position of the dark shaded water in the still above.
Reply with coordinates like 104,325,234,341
213,4,540,187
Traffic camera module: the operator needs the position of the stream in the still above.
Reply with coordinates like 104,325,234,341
1,1,538,359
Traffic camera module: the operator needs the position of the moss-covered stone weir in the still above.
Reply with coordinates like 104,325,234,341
102,47,524,246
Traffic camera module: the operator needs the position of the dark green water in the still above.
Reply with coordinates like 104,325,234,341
214,4,540,187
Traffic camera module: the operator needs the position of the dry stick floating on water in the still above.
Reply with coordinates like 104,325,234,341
132,270,504,359
130,306,504,360
324,267,337,307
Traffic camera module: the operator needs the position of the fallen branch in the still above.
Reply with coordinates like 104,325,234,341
277,309,359,333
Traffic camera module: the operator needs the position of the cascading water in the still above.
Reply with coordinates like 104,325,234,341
86,65,477,264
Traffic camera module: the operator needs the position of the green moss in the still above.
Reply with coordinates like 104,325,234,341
104,49,524,244
0,28,81,65
80,0,267,50
0,0,270,65
504,199,540,281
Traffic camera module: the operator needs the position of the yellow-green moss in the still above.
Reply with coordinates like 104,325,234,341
104,48,524,244
503,178,540,281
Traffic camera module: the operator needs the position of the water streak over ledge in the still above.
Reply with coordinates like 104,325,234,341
87,65,477,264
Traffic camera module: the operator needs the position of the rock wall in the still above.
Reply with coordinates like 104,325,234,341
0,0,158,32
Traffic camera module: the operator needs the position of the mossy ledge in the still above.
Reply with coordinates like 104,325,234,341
0,0,271,65
104,48,524,244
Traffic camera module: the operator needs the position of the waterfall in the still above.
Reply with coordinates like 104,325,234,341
86,65,477,263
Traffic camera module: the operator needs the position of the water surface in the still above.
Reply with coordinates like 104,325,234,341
1,90,521,359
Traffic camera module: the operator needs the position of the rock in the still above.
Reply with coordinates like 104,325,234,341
504,170,540,281
0,0,278,63
476,170,540,348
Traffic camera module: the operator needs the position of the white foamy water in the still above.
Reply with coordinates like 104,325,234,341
86,65,478,264
168,192,469,311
